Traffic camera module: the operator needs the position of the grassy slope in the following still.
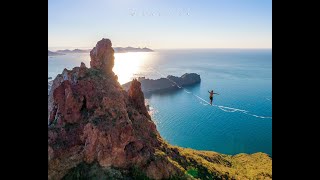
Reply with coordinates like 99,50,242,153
154,139,272,180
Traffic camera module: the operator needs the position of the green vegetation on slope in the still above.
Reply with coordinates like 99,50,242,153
154,139,272,180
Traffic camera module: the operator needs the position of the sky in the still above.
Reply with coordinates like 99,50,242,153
48,0,272,49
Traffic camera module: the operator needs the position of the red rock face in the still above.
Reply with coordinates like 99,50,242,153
48,38,177,180
128,79,151,119
90,38,114,74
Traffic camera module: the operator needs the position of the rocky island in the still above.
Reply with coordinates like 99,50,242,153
122,73,201,94
48,38,272,179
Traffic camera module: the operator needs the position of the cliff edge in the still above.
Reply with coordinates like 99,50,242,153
48,38,272,180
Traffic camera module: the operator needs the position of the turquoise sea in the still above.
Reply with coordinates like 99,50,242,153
48,49,272,156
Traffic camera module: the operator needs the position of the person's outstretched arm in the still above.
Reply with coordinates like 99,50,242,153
213,93,219,95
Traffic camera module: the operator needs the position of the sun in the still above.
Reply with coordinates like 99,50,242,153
113,52,152,84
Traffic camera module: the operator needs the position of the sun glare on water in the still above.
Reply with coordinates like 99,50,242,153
113,52,153,85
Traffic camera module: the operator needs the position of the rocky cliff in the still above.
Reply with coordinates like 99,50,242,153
48,38,272,180
122,73,201,94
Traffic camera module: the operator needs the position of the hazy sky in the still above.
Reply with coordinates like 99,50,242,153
48,0,272,49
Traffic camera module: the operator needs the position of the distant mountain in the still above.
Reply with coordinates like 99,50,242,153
113,47,154,53
48,50,64,56
53,47,153,54
72,49,91,53
56,49,91,54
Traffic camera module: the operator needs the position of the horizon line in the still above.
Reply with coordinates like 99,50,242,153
48,47,272,50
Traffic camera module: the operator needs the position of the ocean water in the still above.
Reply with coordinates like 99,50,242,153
48,49,272,156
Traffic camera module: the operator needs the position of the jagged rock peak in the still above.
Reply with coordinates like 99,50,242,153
128,79,150,119
90,38,115,74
